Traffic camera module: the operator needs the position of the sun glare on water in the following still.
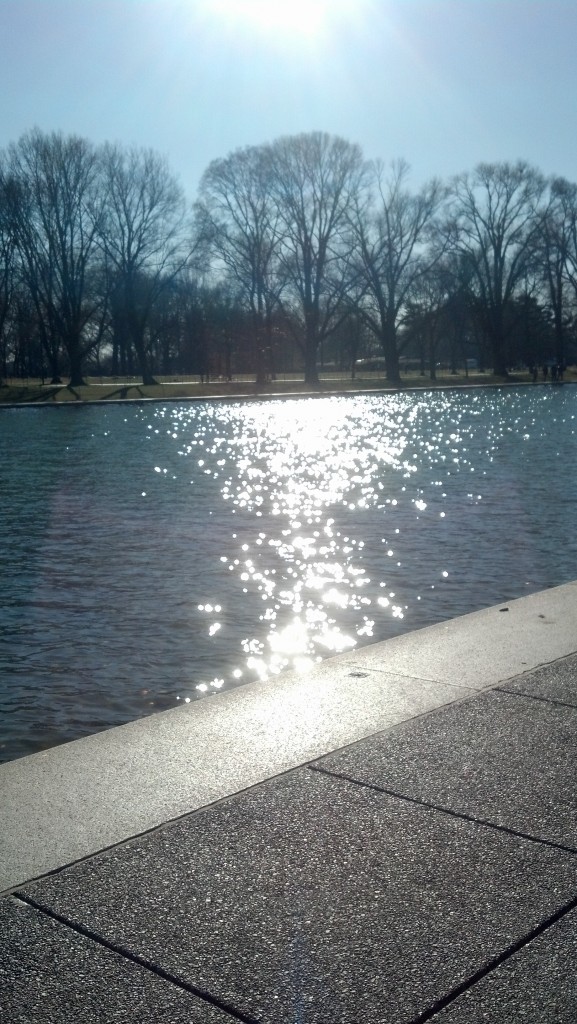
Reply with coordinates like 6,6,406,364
205,0,361,40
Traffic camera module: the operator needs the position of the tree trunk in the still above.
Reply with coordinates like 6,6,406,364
254,320,267,388
67,343,86,387
491,330,509,377
141,364,158,386
303,335,320,386
131,322,157,386
381,322,401,385
553,311,565,367
40,331,62,384
428,338,437,381
487,304,509,377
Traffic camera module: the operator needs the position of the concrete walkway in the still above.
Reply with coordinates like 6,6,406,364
2,582,577,1021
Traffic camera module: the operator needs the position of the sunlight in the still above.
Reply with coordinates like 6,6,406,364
203,0,361,41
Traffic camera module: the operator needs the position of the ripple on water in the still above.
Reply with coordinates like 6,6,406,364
1,387,577,761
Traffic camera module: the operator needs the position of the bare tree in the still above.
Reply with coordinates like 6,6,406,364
349,159,446,385
269,131,366,385
0,162,18,382
405,258,459,380
99,144,190,385
540,177,577,367
195,144,281,385
449,161,546,376
5,129,104,386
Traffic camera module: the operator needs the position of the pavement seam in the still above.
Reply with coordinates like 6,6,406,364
306,767,577,1021
405,893,577,1023
0,762,313,896
308,764,577,855
11,893,258,1024
495,685,577,710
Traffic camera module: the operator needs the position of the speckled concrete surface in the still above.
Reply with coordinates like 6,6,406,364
344,580,577,689
316,688,577,848
502,651,577,706
0,898,232,1023
433,909,577,1023
0,660,472,892
19,769,577,1024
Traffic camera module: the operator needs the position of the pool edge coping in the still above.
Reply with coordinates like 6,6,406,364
2,579,577,893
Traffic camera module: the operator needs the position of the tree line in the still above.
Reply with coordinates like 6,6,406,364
1,127,576,388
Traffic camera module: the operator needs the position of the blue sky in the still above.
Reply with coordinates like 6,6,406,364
1,0,575,200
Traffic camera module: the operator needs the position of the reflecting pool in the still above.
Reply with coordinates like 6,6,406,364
2,386,577,761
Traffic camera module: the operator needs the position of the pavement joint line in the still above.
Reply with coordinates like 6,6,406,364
10,893,258,1024
308,765,577,856
0,758,326,898
0,685,484,897
0,694,484,899
404,891,577,1024
494,643,577,681
495,686,577,710
0,676,569,898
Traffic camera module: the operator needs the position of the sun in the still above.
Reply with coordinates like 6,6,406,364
204,0,357,41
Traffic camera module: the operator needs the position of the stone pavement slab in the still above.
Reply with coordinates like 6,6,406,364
0,658,471,891
19,768,577,1024
0,897,232,1024
433,908,577,1023
316,689,577,848
502,651,577,707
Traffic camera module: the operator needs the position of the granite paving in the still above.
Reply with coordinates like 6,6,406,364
432,908,577,1022
0,658,472,891
501,651,577,707
0,897,233,1023
19,768,577,1024
315,688,577,848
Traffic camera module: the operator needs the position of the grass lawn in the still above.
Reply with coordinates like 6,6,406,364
1,369,575,404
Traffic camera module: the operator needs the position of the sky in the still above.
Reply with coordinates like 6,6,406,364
1,0,576,203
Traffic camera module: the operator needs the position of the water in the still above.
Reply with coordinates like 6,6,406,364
2,387,577,763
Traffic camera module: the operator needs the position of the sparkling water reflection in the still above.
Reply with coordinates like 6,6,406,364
2,387,577,761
